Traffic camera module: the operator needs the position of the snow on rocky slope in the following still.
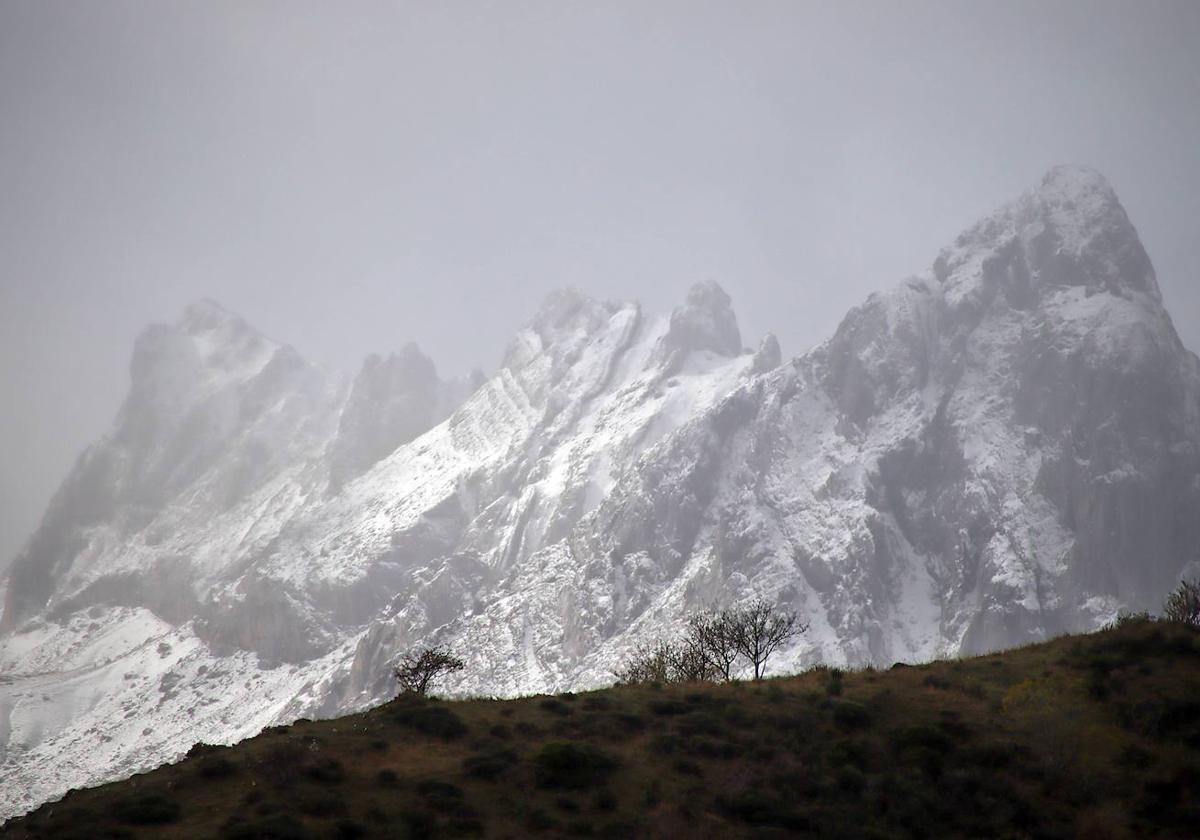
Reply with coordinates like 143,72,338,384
2,166,1198,819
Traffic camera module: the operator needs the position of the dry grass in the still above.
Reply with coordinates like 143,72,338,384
5,620,1200,839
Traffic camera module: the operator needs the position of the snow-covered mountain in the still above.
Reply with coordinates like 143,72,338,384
2,166,1198,819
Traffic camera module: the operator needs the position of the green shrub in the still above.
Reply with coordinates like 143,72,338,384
923,673,952,690
297,792,346,818
534,742,617,790
831,700,872,729
540,698,571,716
259,741,307,786
648,699,689,716
894,724,954,754
186,741,226,758
112,793,181,825
416,779,464,813
675,711,724,737
463,746,518,780
1107,609,1154,629
446,816,485,836
221,814,311,840
828,738,869,770
592,788,619,811
332,819,368,839
717,790,810,830
688,736,743,760
390,703,468,740
399,811,437,840
198,755,238,779
835,766,867,794
302,758,345,785
603,712,646,734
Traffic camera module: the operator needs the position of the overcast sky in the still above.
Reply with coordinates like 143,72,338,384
1,0,1198,569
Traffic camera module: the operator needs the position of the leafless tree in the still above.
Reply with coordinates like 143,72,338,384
394,645,465,696
727,598,808,679
667,632,719,682
1163,578,1200,627
613,639,675,685
687,609,741,681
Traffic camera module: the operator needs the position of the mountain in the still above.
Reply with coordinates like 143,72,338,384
2,166,1198,820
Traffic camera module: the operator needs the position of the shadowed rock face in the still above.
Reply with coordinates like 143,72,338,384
2,167,1199,821
327,345,444,492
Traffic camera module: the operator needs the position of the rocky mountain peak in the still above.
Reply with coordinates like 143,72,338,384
935,165,1159,313
327,343,451,491
670,280,742,356
649,280,743,375
178,297,247,333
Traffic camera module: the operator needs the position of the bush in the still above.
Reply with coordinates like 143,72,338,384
648,699,689,716
297,792,346,818
399,811,437,840
417,779,464,813
332,820,367,840
112,793,181,825
540,698,571,716
463,747,518,780
534,742,618,790
198,755,238,779
831,700,872,729
1163,579,1200,627
894,724,954,754
222,814,311,839
389,701,468,740
717,790,810,830
1108,609,1155,629
302,758,345,785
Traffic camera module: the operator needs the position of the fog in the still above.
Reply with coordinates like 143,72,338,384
2,0,1198,569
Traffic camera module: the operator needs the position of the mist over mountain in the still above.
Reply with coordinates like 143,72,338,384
1,166,1198,820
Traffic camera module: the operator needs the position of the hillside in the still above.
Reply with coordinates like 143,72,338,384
4,620,1199,839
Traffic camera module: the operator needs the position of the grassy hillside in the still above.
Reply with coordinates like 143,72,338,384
4,620,1200,839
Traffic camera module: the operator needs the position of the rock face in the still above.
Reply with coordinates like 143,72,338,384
2,166,1198,820
327,346,479,492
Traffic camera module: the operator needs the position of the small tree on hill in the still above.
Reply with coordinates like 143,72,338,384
394,645,465,696
613,640,674,685
727,598,808,679
687,610,741,681
1163,578,1200,627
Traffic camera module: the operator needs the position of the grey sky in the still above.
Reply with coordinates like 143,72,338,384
2,0,1198,569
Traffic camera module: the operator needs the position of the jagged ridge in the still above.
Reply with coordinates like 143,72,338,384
1,166,1198,821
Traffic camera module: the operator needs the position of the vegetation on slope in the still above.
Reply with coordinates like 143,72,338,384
4,619,1200,839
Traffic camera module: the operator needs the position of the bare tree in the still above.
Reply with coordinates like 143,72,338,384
687,609,741,681
728,598,807,679
614,635,717,685
394,645,465,696
613,640,675,685
667,632,719,682
1163,578,1200,627
613,599,807,685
